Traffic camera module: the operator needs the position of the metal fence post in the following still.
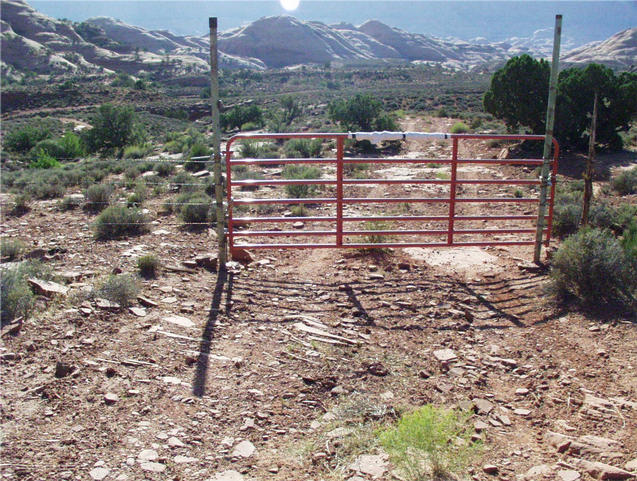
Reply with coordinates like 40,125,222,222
209,17,227,270
447,137,459,245
533,14,562,264
336,136,344,247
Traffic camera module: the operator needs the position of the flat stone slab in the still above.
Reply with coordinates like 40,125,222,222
210,470,244,481
28,278,69,297
164,315,195,328
349,454,388,479
231,440,256,458
433,348,457,363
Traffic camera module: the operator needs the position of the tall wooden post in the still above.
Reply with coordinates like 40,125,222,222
533,14,562,264
581,91,598,226
209,17,226,270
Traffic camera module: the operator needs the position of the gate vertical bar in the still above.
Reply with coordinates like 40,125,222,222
336,136,344,247
533,14,562,263
447,137,459,245
209,17,226,270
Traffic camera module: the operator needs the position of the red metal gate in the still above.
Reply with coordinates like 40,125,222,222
225,132,558,251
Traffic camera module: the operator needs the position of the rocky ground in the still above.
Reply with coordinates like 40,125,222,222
1,123,636,481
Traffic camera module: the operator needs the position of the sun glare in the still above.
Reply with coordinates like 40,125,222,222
280,0,300,12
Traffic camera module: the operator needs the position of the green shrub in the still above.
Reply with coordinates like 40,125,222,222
1,238,25,260
123,144,149,159
58,195,83,211
290,204,307,217
11,193,31,215
363,221,391,245
96,274,139,307
83,103,145,153
344,162,370,179
179,193,212,227
552,191,581,238
124,166,141,180
621,221,637,275
30,149,61,169
85,183,113,212
1,261,52,323
282,164,321,198
450,122,470,134
94,206,150,240
379,405,479,480
31,139,66,160
59,132,85,159
26,178,65,199
612,167,637,195
613,204,637,232
239,140,278,159
137,254,160,278
154,161,175,177
185,143,211,172
284,138,322,158
170,172,200,193
5,124,51,153
550,228,635,307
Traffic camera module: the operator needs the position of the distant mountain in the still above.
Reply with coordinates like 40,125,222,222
1,0,634,81
562,28,637,69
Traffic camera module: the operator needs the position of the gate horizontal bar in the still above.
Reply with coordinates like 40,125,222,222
230,157,545,166
232,228,546,237
233,240,540,249
230,178,542,187
231,214,548,223
233,197,540,205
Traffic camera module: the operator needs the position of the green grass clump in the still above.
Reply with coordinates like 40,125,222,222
450,122,470,134
284,138,323,158
154,161,175,177
96,274,139,307
282,164,321,198
612,166,637,195
379,405,479,481
178,192,213,227
1,238,26,261
93,206,150,240
550,227,636,308
10,194,31,216
85,183,113,212
122,144,150,159
137,254,160,279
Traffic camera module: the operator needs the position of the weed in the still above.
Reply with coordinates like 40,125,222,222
93,206,150,240
185,143,211,171
379,405,479,480
1,238,25,261
30,148,61,169
96,274,139,307
137,254,160,279
513,189,523,198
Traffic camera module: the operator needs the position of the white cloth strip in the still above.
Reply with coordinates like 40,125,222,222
348,131,449,144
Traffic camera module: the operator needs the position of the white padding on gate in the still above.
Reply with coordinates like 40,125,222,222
349,131,449,144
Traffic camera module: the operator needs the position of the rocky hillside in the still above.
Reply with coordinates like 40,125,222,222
1,0,635,80
0,0,262,80
562,28,637,69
